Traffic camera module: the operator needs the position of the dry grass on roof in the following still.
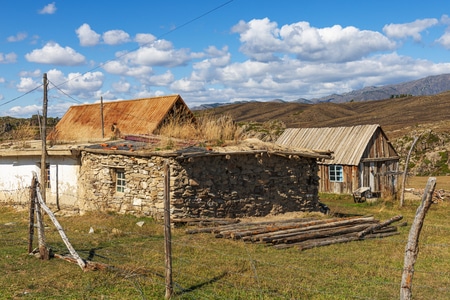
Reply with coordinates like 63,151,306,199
49,95,186,142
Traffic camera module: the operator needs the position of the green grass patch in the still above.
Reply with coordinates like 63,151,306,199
1,193,450,299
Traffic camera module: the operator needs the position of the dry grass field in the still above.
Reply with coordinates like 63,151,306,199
405,175,450,191
1,183,449,299
206,91,450,140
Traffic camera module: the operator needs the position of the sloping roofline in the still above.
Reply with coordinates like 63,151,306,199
276,124,397,165
48,95,193,142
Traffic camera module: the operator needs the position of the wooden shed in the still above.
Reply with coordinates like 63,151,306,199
47,94,194,142
276,125,399,197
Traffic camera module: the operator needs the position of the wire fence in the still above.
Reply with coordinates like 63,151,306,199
1,186,450,299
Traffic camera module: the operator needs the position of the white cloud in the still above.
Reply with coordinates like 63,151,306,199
19,69,41,77
112,80,131,93
25,42,85,66
47,69,104,97
76,24,101,46
170,78,205,92
125,41,192,67
102,60,153,77
436,16,450,49
38,2,56,15
383,18,439,41
172,49,450,103
7,32,27,42
9,105,41,117
16,77,40,93
232,18,396,62
103,30,131,45
147,71,174,86
0,52,17,63
135,33,156,46
436,30,450,49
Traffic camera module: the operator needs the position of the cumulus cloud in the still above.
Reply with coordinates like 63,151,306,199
7,32,27,42
436,31,450,49
103,30,131,45
8,105,41,117
102,59,153,77
25,42,85,66
76,24,101,46
135,33,156,46
38,2,56,14
232,18,396,62
16,77,40,93
19,69,41,77
47,69,104,97
124,40,192,67
436,15,450,49
170,78,205,92
112,80,131,93
147,71,174,86
0,52,17,63
383,18,439,41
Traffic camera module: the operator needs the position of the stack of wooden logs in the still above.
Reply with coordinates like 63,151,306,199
182,215,404,251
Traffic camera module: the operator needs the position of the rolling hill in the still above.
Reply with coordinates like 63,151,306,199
207,91,450,139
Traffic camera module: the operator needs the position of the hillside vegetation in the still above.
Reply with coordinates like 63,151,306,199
206,91,450,175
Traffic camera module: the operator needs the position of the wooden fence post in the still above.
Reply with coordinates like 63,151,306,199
28,176,37,253
400,136,419,207
400,177,436,300
164,160,173,299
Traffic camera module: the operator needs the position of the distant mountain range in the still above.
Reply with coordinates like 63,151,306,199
192,73,450,109
311,73,450,103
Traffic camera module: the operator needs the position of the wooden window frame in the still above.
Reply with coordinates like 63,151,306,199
114,169,126,193
329,165,343,182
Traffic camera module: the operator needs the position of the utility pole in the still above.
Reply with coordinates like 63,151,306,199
100,96,104,138
40,73,48,203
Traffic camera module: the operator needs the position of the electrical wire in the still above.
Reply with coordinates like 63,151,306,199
0,84,43,108
0,0,235,110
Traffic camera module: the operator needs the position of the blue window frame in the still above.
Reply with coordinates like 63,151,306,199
329,165,343,182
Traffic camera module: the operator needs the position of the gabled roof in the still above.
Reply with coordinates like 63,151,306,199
48,95,192,142
276,124,393,165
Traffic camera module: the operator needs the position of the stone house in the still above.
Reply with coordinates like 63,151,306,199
76,139,331,219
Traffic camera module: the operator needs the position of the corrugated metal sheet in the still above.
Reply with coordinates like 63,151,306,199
276,124,381,166
48,95,190,141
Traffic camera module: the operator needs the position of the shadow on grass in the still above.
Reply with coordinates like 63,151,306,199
175,271,229,295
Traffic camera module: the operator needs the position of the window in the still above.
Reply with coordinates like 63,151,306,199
116,170,126,193
46,164,51,188
329,165,343,182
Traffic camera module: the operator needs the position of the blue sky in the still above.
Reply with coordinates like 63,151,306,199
1,0,450,117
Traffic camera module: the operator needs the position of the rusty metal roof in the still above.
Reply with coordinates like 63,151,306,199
48,95,191,142
276,124,383,165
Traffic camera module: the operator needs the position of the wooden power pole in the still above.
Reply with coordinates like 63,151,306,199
100,96,104,138
40,73,48,203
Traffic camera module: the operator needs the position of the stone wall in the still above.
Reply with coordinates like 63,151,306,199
79,150,321,219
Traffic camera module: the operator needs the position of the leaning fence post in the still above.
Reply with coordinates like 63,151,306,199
400,136,420,207
164,160,173,299
32,172,50,260
400,177,436,300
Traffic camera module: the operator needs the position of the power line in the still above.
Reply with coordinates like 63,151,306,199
0,84,43,108
50,0,235,92
47,80,83,104
0,0,235,110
